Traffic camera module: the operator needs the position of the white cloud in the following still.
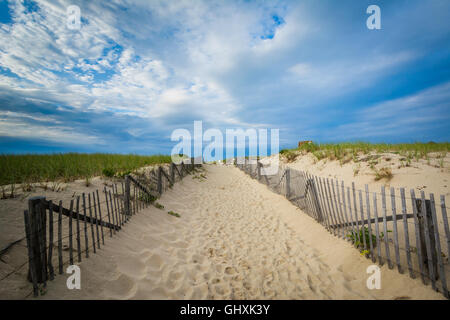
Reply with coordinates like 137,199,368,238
331,82,450,140
0,117,102,144
0,0,448,149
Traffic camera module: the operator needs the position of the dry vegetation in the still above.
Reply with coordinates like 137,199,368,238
279,142,449,181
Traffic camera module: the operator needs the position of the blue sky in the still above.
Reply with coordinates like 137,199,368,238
0,0,449,156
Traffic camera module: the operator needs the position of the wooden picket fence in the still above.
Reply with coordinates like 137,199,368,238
237,158,450,299
23,161,200,297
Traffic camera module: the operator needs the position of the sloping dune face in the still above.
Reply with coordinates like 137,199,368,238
38,165,443,300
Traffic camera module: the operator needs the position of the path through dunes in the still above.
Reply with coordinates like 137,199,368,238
37,165,444,300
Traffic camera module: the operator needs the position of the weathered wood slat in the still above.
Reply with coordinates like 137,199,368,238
329,213,415,229
35,203,47,287
88,194,96,254
170,163,175,183
133,185,136,214
390,188,402,273
302,173,312,217
116,184,125,223
82,194,89,258
324,178,337,236
410,189,426,284
420,191,436,289
429,194,448,298
400,188,413,278
68,199,74,265
340,181,351,241
43,199,118,231
40,200,47,285
135,184,138,213
307,175,318,220
285,168,290,199
107,190,116,232
311,176,323,223
113,186,121,225
329,179,342,237
75,196,81,263
440,195,450,262
365,185,375,262
157,167,163,195
117,185,123,224
332,179,345,239
58,200,63,274
130,184,134,215
315,176,330,231
372,193,383,265
304,174,315,219
110,190,119,229
160,166,172,185
381,186,393,269
47,200,55,280
327,178,340,236
288,194,306,201
127,175,159,198
124,176,131,216
358,190,367,253
346,186,357,243
352,182,361,245
121,183,128,216
23,210,38,297
174,164,182,179
96,190,105,245
337,180,348,237
104,187,113,236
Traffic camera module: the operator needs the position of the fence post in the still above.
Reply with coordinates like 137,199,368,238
171,162,175,184
285,168,290,199
27,196,46,284
416,198,438,282
311,178,323,223
157,166,163,194
124,176,131,216
257,161,261,180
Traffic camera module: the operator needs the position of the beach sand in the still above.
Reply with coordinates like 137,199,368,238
5,164,440,300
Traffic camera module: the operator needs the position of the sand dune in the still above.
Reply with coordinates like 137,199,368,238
29,165,443,300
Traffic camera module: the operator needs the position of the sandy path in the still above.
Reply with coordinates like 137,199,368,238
35,165,443,300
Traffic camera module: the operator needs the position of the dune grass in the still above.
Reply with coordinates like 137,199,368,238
0,153,172,186
280,142,449,163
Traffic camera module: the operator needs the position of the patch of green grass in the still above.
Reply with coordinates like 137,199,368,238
280,149,299,162
102,167,115,177
154,202,164,209
139,193,157,204
0,153,172,186
347,227,390,252
167,210,180,218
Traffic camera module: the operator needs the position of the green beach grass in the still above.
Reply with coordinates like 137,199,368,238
280,142,449,163
0,153,172,186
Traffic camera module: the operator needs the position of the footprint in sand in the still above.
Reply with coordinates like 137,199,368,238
116,257,147,279
103,274,137,299
146,254,164,271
